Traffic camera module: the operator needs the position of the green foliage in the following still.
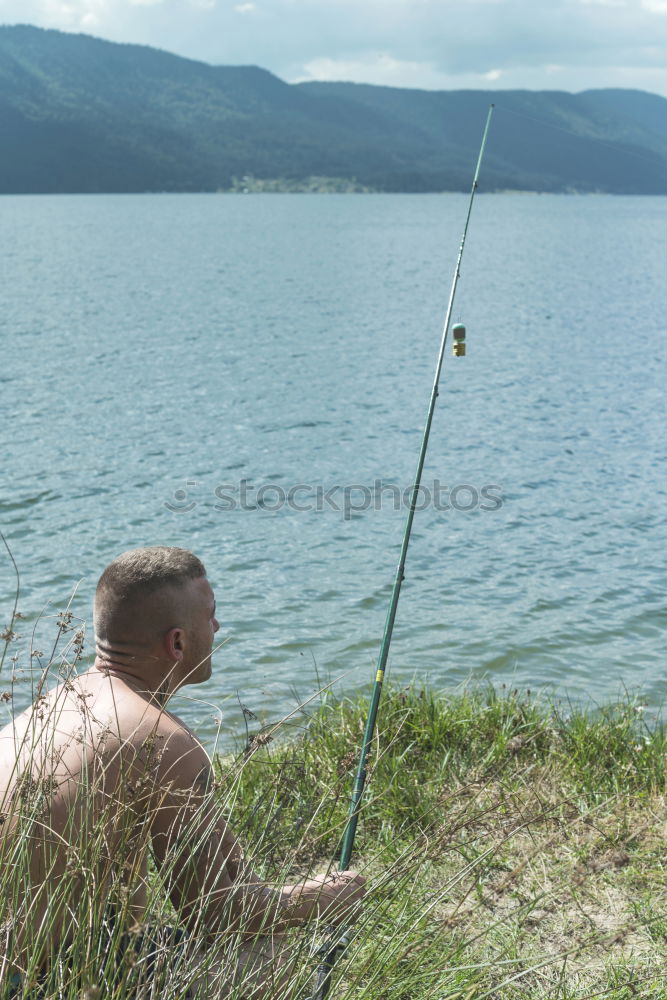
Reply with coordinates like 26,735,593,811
217,682,667,998
226,685,667,865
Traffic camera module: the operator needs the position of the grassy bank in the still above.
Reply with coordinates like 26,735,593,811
3,654,667,998
221,684,667,999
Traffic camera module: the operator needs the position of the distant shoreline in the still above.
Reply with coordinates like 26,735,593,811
3,187,665,197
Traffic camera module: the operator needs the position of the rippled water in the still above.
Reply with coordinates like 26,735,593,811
1,193,666,749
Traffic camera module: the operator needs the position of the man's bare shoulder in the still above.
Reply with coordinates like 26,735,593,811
69,671,209,777
99,686,211,790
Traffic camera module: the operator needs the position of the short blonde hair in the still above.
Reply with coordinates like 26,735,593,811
95,546,206,641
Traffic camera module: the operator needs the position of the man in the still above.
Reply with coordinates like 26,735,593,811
0,546,366,997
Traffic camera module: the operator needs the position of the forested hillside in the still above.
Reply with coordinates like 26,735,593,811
1,25,666,193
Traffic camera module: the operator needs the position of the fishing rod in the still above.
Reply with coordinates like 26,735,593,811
312,104,495,1000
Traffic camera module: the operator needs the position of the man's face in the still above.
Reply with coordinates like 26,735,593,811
183,576,220,685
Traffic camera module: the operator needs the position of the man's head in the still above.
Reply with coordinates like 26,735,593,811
94,546,219,688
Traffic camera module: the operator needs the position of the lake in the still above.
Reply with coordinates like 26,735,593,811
1,192,666,750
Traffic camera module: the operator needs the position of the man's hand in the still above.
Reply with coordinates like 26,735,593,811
280,870,367,927
318,870,367,924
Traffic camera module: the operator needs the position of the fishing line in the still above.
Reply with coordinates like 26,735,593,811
310,103,495,1000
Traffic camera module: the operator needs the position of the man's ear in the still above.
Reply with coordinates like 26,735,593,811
164,626,185,662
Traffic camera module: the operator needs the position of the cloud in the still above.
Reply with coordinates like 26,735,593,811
270,0,667,94
0,0,666,94
36,0,110,28
296,53,507,90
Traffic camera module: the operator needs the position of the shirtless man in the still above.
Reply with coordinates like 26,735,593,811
0,547,366,997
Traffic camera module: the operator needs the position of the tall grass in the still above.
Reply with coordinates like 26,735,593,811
2,600,667,999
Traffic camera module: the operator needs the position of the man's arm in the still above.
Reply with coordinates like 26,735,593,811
149,729,262,933
149,730,365,937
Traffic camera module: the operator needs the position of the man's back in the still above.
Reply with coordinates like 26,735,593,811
0,669,187,973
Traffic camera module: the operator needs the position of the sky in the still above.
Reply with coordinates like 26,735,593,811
1,0,667,97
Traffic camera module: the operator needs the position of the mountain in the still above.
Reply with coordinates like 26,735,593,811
1,24,666,194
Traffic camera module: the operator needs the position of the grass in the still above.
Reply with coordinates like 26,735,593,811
2,595,667,999
226,684,667,998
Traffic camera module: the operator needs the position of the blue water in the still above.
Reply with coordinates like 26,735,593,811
1,193,666,748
